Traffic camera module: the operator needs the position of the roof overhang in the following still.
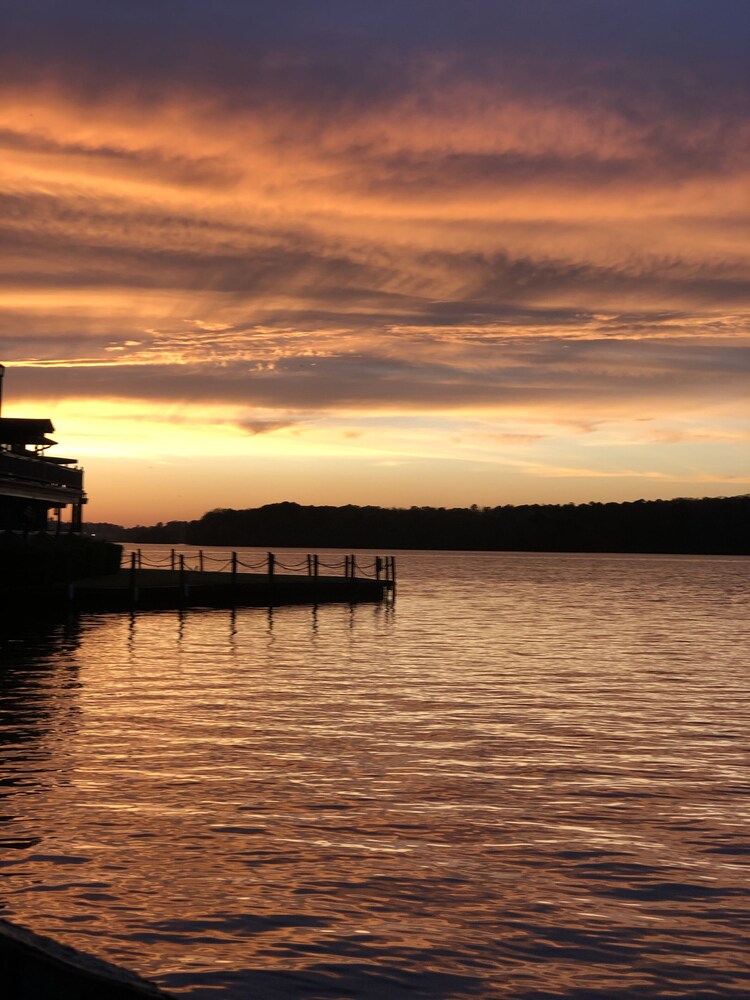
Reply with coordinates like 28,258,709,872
0,417,56,446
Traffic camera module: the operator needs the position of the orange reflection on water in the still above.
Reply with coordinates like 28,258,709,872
0,551,748,997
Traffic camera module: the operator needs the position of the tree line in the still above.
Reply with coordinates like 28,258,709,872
86,494,750,555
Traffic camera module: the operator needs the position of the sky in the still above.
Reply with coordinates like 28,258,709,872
1,1,748,524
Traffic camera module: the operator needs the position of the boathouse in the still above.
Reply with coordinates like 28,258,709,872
0,365,85,533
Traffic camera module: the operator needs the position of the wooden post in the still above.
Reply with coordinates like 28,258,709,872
71,502,82,534
306,554,312,576
268,551,275,605
350,555,356,578
313,554,319,578
130,551,138,606
179,553,187,599
170,548,175,571
231,551,237,588
344,555,350,578
137,548,142,569
199,550,204,573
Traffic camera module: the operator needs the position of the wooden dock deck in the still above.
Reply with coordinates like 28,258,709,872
1,551,395,614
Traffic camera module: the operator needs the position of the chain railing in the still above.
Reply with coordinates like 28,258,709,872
121,549,397,585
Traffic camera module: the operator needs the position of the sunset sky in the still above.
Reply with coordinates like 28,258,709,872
1,1,748,524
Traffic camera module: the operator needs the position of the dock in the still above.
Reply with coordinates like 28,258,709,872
1,549,396,614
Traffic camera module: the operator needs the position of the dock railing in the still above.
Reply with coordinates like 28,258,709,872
121,549,397,589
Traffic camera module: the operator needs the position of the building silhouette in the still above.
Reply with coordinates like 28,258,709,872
0,365,85,532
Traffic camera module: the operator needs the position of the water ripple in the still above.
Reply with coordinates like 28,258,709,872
0,550,748,998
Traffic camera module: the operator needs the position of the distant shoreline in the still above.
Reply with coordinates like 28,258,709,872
85,494,750,557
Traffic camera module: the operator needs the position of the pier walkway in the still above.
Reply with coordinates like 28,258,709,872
3,549,396,614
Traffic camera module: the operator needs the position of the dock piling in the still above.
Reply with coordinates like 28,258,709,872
179,553,188,599
130,552,138,606
267,551,275,605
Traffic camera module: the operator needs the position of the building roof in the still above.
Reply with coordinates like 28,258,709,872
0,418,57,447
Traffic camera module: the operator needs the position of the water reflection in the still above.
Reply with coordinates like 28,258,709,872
0,619,87,906
0,553,748,999
0,618,83,749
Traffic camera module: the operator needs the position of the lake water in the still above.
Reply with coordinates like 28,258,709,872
1,548,748,999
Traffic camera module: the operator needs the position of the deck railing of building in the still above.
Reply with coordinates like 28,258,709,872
0,452,83,491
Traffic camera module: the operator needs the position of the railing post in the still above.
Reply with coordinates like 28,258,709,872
170,548,175,571
268,551,275,605
350,554,356,578
130,551,138,606
199,550,204,573
313,554,319,578
306,554,312,576
231,551,237,588
344,555,349,578
179,553,188,600
375,556,382,580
